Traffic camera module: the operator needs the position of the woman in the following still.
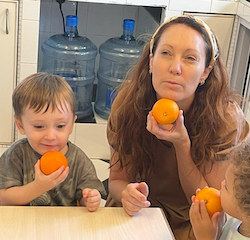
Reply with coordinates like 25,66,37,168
106,15,249,240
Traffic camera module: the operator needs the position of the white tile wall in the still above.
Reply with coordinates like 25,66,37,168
237,2,250,23
20,20,40,64
211,0,238,13
168,0,212,12
19,0,40,83
20,63,38,81
74,123,110,159
22,0,40,21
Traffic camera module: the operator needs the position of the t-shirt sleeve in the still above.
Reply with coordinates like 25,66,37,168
0,145,24,189
74,151,106,200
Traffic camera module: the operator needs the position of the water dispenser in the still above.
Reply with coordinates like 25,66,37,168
41,15,97,122
94,19,145,120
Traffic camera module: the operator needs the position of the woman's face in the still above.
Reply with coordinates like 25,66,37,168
149,23,212,111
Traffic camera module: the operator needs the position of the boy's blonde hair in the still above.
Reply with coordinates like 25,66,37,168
13,72,75,120
231,140,250,219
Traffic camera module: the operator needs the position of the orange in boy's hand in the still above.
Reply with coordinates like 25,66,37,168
40,151,68,175
195,187,223,217
152,98,179,124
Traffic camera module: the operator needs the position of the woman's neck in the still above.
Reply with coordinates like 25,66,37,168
238,221,250,237
177,95,195,114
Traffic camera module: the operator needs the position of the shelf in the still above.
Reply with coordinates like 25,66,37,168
68,0,168,8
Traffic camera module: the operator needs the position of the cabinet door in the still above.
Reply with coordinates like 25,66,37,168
185,13,235,64
0,1,18,144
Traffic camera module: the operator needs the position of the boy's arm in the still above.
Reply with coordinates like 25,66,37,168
0,182,45,205
0,160,69,205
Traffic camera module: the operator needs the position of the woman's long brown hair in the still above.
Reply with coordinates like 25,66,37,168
108,17,239,180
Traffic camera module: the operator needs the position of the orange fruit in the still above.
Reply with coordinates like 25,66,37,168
40,151,68,175
152,98,179,124
195,187,223,217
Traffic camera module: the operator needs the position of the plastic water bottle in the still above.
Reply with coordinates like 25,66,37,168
94,19,144,120
41,15,97,122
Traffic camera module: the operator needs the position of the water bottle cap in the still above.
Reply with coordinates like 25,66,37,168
123,19,135,30
66,15,78,27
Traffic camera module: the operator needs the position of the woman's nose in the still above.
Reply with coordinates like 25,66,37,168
169,57,181,75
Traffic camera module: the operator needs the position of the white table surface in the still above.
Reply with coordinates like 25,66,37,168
0,206,175,240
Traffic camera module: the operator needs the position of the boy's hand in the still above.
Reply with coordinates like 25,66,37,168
189,198,223,240
81,188,101,212
33,160,69,193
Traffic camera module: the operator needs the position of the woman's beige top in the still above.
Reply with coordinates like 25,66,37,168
106,101,250,240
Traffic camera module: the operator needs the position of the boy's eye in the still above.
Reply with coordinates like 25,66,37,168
57,125,65,129
34,126,43,129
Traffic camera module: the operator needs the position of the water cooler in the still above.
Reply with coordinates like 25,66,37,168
41,15,97,122
94,19,145,120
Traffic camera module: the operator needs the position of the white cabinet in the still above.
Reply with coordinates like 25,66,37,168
185,12,235,64
0,0,18,144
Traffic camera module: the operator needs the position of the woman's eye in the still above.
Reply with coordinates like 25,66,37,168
187,56,196,61
162,51,170,55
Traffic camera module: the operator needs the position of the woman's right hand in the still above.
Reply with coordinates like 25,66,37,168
147,110,190,147
121,182,151,216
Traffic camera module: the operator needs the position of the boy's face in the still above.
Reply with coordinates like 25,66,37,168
15,103,76,156
220,164,242,220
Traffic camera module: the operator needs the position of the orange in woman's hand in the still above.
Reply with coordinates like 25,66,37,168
152,98,179,124
40,151,68,175
195,187,223,217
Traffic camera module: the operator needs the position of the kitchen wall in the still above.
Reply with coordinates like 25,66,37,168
2,0,250,153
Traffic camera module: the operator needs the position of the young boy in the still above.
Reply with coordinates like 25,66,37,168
0,72,106,211
189,140,250,239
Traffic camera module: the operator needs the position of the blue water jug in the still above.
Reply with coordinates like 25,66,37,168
94,19,145,120
41,15,97,122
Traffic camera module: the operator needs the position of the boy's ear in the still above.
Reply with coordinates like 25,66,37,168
14,118,26,135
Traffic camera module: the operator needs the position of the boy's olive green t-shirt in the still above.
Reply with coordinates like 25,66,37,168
0,139,106,205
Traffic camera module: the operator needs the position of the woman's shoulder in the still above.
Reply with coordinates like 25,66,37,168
224,101,249,132
211,101,249,158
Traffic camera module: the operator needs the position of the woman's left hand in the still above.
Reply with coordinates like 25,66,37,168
146,110,189,145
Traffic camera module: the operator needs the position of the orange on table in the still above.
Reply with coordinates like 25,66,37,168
152,98,179,124
40,151,68,175
195,187,223,217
